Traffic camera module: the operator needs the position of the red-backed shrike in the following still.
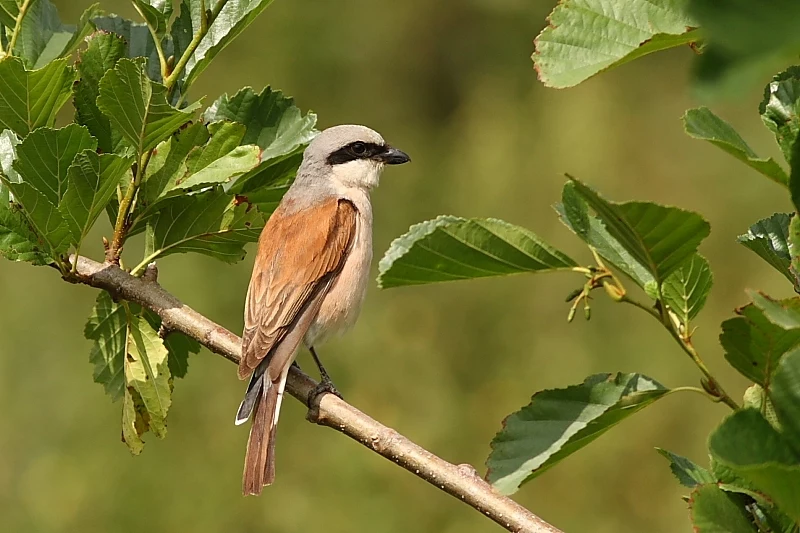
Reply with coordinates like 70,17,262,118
235,125,410,495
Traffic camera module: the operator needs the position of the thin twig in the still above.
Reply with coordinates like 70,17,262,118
6,0,32,55
69,255,562,533
109,151,153,263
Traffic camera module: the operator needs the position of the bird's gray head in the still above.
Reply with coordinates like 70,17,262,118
299,125,410,190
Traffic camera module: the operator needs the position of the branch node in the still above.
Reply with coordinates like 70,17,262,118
141,262,159,283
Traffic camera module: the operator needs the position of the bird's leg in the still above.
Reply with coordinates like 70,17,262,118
307,346,342,402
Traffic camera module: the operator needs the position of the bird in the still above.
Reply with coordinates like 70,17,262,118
235,124,410,495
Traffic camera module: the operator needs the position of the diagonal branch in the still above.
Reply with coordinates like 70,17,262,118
69,255,562,533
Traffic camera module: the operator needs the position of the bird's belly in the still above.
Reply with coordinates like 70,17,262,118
304,222,372,347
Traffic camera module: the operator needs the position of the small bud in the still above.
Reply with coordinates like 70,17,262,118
603,282,624,301
584,304,591,321
567,306,576,323
565,288,583,303
166,55,175,75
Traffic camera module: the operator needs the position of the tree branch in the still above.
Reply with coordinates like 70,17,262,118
69,255,561,533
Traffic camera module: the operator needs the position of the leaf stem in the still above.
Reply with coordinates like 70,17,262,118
131,0,169,82
6,0,33,55
109,150,153,263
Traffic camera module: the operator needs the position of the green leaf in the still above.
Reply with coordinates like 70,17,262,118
689,484,758,533
0,57,75,136
13,124,97,206
760,67,800,163
162,331,199,379
710,409,800,522
0,128,19,183
486,373,669,495
230,150,302,214
690,0,800,98
132,0,173,39
661,253,712,326
93,15,168,83
533,0,698,88
656,448,715,488
377,216,577,289
203,86,317,160
749,291,800,331
568,176,711,289
97,58,200,155
59,150,132,247
771,349,800,449
720,301,800,388
555,183,654,291
791,215,800,284
74,31,127,154
84,292,126,401
177,0,277,89
0,0,19,28
133,186,265,264
737,213,797,288
6,181,71,255
683,107,788,187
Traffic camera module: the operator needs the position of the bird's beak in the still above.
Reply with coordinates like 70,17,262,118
378,146,411,165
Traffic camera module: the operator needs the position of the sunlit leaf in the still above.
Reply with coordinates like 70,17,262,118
661,254,713,326
378,216,577,289
760,67,800,163
5,181,71,255
684,107,788,187
656,448,715,488
689,484,758,533
0,57,75,136
486,373,669,495
533,0,698,88
738,213,797,288
93,15,169,83
132,0,173,39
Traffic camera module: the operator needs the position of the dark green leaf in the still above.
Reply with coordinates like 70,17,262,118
689,484,758,533
486,373,669,495
738,213,797,288
771,349,800,449
84,292,126,401
720,301,800,388
533,0,698,88
568,176,710,289
230,150,302,214
0,57,75,136
378,216,577,289
93,15,169,83
791,215,800,285
656,448,715,488
163,331,199,379
749,291,800,330
204,87,317,160
691,0,800,98
661,253,713,326
13,124,97,205
97,58,199,155
74,31,127,154
132,0,173,39
760,67,800,163
59,150,132,247
13,0,73,68
0,0,19,28
133,186,265,264
710,409,800,522
6,182,71,255
178,0,277,89
683,107,788,187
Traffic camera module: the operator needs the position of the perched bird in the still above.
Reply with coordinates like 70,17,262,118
236,125,410,495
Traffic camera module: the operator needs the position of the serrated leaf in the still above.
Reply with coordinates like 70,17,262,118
203,86,317,160
771,349,800,449
98,58,200,156
760,67,800,163
74,32,127,154
689,484,758,533
486,373,669,495
661,254,712,326
656,448,715,488
684,107,788,187
13,124,97,206
532,0,698,88
691,0,800,98
0,57,75,136
230,150,302,214
568,176,710,289
84,292,126,401
720,301,800,389
59,150,132,246
377,216,577,289
133,186,264,264
93,15,171,83
176,0,277,89
6,181,71,255
710,409,800,522
738,213,797,288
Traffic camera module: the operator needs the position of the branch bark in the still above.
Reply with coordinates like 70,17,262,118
70,255,562,533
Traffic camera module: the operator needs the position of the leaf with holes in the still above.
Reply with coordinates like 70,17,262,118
97,58,200,155
377,216,577,289
738,213,796,288
533,0,698,88
684,107,788,187
0,57,75,137
486,373,669,495
661,254,712,326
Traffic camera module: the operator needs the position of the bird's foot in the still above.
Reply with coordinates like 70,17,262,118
306,375,342,405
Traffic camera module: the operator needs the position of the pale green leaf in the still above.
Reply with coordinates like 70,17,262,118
0,57,75,136
661,253,713,326
533,0,698,88
738,213,796,288
230,150,302,215
689,484,758,533
656,448,715,488
748,291,800,331
378,216,577,289
684,107,788,187
174,144,260,191
486,373,669,495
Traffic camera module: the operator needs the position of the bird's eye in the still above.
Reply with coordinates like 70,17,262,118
350,142,367,155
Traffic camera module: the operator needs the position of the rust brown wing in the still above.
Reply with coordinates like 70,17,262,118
238,197,357,380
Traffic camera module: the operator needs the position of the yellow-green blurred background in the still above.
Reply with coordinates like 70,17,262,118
0,1,794,532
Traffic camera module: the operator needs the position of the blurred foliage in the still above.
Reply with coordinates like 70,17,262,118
2,1,800,533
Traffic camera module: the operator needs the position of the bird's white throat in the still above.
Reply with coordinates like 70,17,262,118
329,158,383,190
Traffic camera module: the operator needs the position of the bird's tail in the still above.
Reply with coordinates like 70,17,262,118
241,373,286,495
